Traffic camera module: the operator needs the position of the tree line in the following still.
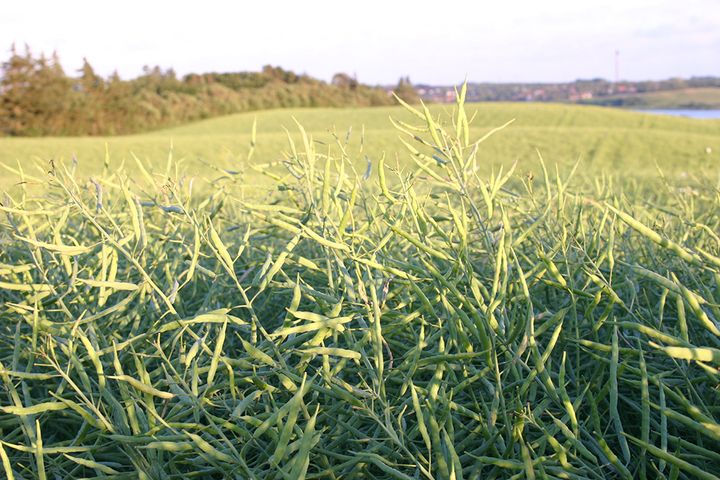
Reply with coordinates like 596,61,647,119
417,77,720,104
0,45,418,136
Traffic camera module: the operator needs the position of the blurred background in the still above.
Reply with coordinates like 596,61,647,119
0,0,717,185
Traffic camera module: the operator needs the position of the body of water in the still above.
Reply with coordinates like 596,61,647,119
636,109,720,119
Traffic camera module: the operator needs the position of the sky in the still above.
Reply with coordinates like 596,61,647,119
1,0,718,85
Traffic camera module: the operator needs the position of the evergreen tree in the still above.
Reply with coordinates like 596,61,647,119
0,44,35,135
0,44,71,135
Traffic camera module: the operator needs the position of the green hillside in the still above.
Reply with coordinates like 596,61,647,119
2,102,719,194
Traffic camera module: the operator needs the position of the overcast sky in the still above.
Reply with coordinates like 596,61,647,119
1,0,718,85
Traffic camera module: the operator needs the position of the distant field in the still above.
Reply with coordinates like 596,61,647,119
2,102,719,194
584,87,720,109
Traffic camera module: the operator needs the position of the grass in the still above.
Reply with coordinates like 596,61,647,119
1,102,719,193
1,90,720,479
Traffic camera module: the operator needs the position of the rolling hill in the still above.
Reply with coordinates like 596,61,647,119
1,102,718,193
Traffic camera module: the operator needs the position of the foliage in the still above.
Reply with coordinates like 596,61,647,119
0,45,408,137
1,89,719,479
